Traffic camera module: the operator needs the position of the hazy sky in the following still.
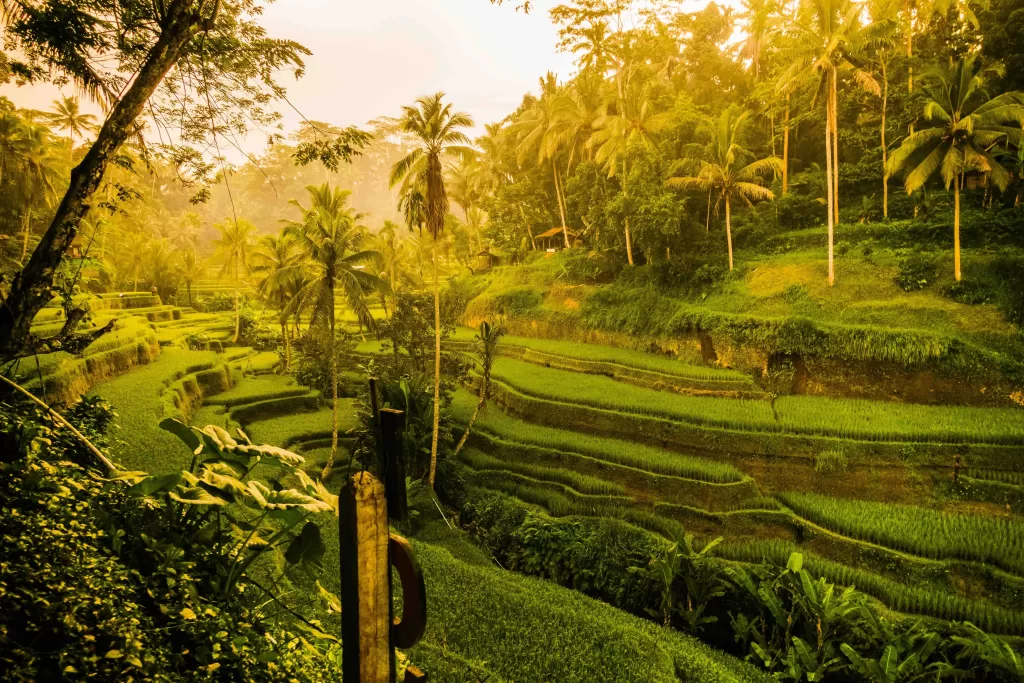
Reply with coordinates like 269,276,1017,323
0,0,732,153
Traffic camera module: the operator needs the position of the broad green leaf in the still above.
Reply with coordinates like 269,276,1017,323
792,637,816,671
248,481,332,512
316,580,341,613
106,470,152,485
126,472,182,498
169,486,229,506
201,425,238,450
159,418,201,454
285,522,326,568
246,444,304,467
198,464,250,497
880,645,899,678
786,551,803,573
180,607,197,620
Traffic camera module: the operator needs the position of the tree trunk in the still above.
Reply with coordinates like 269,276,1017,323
725,196,734,271
553,161,570,248
831,69,840,226
20,212,31,262
881,59,889,219
428,240,441,488
825,79,836,287
187,281,193,307
519,204,537,250
232,260,240,343
281,320,291,371
322,314,339,481
0,1,202,360
706,189,712,232
623,159,634,265
954,174,962,282
783,93,791,194
453,396,483,458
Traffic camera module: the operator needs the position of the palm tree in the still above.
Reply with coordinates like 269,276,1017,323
369,220,416,314
44,96,97,167
389,92,474,490
17,122,62,262
453,321,506,457
778,0,864,285
175,247,203,307
212,218,256,343
887,57,1024,281
666,110,782,271
251,232,301,369
514,74,572,249
590,70,673,265
285,184,385,480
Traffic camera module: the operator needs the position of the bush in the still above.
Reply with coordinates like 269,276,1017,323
194,291,236,312
489,287,543,316
895,252,939,291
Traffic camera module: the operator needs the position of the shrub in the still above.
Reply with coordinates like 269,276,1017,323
895,252,939,291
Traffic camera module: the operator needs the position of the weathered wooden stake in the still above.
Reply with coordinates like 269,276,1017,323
379,408,408,522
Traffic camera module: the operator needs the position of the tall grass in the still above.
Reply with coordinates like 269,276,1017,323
490,357,1024,445
451,390,744,484
779,492,1024,574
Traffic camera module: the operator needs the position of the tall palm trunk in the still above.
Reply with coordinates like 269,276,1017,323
881,60,889,219
623,159,634,265
954,174,962,281
825,78,836,287
428,240,441,488
232,259,240,343
725,196,734,271
706,189,712,232
782,93,791,194
321,313,339,480
20,212,31,262
281,320,291,370
553,160,570,248
831,70,840,225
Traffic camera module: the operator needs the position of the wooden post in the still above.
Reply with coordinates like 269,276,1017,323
379,408,408,522
340,472,394,683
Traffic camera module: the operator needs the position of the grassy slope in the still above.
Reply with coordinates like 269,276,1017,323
89,348,220,471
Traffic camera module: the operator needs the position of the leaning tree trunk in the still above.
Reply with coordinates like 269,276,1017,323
623,159,634,265
553,160,570,249
19,212,31,262
0,2,203,360
519,204,537,250
725,195,734,271
706,188,712,232
428,240,442,488
954,174,962,282
825,78,836,287
232,260,240,343
281,319,291,371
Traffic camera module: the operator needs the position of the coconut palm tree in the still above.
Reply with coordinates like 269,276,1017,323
212,218,256,343
17,122,62,262
513,74,573,249
590,70,673,265
251,232,301,369
887,57,1024,281
778,0,864,285
44,96,97,167
389,92,474,489
369,220,416,314
666,110,782,271
452,320,506,457
175,247,203,307
285,184,385,480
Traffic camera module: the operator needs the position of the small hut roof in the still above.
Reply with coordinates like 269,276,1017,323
535,227,574,239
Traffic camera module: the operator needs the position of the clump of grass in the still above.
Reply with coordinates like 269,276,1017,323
814,449,848,475
778,491,1024,574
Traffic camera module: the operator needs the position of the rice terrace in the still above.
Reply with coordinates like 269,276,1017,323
2,0,1024,681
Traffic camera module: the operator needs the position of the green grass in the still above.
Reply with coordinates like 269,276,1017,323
452,390,743,484
205,375,307,407
459,447,626,496
244,403,358,447
89,348,221,471
408,539,769,683
490,357,1024,445
779,491,1024,574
